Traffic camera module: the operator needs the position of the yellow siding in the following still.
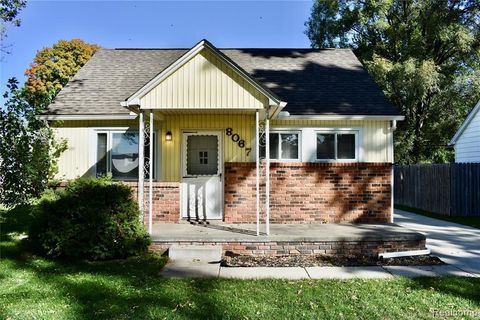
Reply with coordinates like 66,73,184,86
52,118,393,182
140,49,267,109
53,127,91,180
271,119,392,163
161,114,254,181
52,120,140,180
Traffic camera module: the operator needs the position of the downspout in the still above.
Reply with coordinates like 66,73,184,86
390,120,397,223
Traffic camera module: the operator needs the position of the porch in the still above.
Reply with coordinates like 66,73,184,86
149,222,426,257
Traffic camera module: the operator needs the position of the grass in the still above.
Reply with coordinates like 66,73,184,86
395,204,480,229
0,237,479,319
1,206,480,319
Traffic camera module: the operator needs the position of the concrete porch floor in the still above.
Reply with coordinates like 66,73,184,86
151,222,425,242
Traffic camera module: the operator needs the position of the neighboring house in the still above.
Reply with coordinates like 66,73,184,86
450,100,480,163
42,39,403,234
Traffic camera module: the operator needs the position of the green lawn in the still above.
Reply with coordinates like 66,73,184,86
0,236,479,319
2,205,480,319
395,204,480,229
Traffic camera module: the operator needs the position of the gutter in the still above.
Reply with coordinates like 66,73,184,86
277,114,405,121
38,113,138,121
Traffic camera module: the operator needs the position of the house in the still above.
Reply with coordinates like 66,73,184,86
42,39,405,240
450,100,480,163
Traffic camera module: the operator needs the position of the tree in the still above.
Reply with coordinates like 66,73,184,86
1,39,98,206
0,78,51,206
306,0,480,163
1,0,27,58
24,39,99,109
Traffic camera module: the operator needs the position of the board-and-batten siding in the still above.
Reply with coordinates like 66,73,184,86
455,109,480,163
52,117,393,181
140,49,268,110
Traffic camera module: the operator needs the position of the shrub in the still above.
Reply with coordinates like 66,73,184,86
29,176,151,260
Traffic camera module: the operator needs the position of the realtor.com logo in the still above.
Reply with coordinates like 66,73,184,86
431,309,480,318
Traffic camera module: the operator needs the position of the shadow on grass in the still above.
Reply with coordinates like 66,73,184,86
0,236,233,319
0,203,34,235
409,276,480,305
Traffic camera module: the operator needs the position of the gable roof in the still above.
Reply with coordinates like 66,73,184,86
450,100,480,145
124,39,284,109
46,41,401,117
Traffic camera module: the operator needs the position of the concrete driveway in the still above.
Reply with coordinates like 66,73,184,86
394,209,480,277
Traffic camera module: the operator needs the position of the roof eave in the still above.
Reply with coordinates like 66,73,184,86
277,114,405,121
38,113,138,121
450,100,480,145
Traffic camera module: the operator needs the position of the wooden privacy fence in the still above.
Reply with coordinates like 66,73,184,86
394,163,480,216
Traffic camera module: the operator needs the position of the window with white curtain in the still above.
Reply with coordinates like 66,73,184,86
95,131,156,180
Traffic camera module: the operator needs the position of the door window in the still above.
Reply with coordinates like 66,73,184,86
186,135,218,175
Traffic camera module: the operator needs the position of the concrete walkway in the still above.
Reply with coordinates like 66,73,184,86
394,209,480,277
161,263,474,279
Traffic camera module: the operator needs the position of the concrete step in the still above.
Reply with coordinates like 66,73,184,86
168,244,223,263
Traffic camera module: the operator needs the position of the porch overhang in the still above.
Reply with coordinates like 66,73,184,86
120,39,286,118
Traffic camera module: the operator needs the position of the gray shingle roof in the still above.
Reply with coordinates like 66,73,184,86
47,47,399,116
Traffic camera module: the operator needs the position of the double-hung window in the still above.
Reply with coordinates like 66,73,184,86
316,131,358,161
260,131,300,161
95,130,156,180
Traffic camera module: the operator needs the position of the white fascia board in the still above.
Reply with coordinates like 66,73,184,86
276,114,405,121
38,114,137,121
125,39,282,109
450,100,480,145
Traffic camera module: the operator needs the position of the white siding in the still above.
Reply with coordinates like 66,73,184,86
455,109,480,163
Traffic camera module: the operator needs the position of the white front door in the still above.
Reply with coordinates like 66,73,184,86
181,131,223,220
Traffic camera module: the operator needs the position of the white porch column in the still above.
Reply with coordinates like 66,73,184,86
265,107,270,236
148,110,154,234
138,111,145,221
255,109,260,236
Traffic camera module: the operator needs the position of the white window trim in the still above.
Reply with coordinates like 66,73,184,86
315,129,359,162
92,129,158,181
263,130,302,162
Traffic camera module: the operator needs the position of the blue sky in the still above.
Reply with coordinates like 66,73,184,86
0,0,313,95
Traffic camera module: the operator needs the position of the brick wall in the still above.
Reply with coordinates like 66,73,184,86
125,182,180,224
150,238,425,257
224,162,392,224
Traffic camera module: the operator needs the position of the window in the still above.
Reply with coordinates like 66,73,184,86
186,135,218,175
95,131,156,180
316,131,357,161
199,151,208,164
260,132,300,160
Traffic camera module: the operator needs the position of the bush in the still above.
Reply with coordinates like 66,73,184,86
29,177,151,260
